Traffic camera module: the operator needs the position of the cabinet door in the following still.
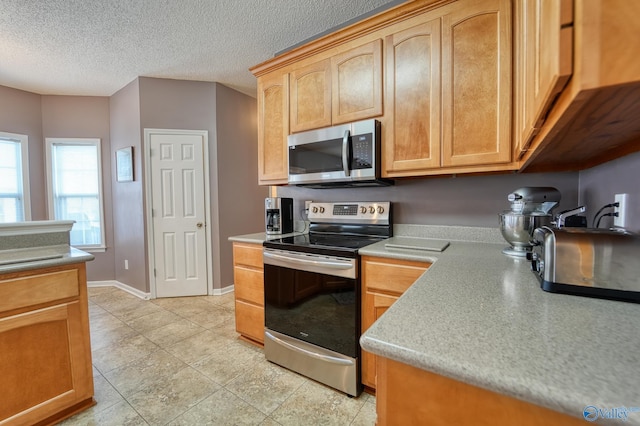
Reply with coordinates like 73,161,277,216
290,59,332,132
514,0,573,157
257,71,289,185
331,39,383,125
0,302,93,424
441,0,512,167
384,19,441,175
235,299,264,344
361,291,398,389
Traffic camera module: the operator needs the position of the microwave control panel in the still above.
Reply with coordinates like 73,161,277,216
351,133,373,169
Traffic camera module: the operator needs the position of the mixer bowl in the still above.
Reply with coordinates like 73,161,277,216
499,212,552,256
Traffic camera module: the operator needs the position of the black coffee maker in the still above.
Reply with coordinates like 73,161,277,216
265,197,294,235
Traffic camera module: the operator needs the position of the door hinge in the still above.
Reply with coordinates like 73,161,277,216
153,268,157,277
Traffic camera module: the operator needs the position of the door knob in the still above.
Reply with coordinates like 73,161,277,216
197,222,203,229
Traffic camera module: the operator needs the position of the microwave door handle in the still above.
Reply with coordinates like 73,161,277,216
342,129,351,176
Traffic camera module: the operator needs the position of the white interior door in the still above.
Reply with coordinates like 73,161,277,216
149,131,208,297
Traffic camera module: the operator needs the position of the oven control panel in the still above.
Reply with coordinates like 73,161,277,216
308,201,391,224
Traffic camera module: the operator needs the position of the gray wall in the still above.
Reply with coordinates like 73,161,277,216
0,85,46,219
579,150,640,232
215,84,266,288
138,77,218,293
277,171,581,228
41,95,114,281
110,79,145,291
138,77,265,291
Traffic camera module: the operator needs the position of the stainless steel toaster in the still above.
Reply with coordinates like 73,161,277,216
529,226,640,303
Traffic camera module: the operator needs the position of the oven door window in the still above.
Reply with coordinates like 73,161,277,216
264,264,358,358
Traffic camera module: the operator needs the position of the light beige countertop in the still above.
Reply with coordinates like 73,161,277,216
0,221,94,274
0,244,94,274
359,230,640,425
228,230,306,245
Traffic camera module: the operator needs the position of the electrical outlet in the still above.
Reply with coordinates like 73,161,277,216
614,193,629,228
124,259,129,270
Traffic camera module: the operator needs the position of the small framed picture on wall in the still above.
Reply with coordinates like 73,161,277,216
116,147,134,182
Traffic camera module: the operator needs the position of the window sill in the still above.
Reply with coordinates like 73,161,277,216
74,246,106,253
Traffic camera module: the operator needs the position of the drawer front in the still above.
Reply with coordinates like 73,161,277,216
233,243,264,269
234,267,264,306
0,269,79,314
362,257,429,295
235,300,264,344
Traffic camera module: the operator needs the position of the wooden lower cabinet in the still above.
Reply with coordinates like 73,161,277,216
234,299,264,344
361,256,430,390
376,357,585,426
232,242,265,345
0,263,94,425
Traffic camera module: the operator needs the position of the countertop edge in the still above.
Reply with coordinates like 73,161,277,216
228,231,307,245
0,245,94,274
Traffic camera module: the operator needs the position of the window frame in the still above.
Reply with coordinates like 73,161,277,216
0,131,31,222
45,137,106,252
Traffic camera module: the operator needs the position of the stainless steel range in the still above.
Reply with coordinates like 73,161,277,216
262,201,392,396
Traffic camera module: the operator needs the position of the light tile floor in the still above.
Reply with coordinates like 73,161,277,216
61,286,376,426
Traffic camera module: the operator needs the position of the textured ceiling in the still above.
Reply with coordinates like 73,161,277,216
0,0,398,97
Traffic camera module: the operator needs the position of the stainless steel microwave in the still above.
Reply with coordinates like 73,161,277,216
287,119,392,188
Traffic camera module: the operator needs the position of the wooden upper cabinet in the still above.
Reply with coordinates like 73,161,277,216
384,19,442,175
331,39,383,124
290,40,383,133
441,0,512,167
252,0,518,181
290,59,332,133
514,0,573,158
257,71,289,185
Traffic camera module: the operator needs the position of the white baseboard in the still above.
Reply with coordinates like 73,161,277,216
212,285,234,296
89,281,233,299
88,280,152,300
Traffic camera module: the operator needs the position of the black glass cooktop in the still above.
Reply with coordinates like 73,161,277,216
263,233,385,257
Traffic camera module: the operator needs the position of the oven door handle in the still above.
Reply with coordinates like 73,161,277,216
264,251,353,270
265,330,354,366
342,129,351,177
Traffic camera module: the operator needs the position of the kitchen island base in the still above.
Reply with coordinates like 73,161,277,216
376,357,584,426
0,263,94,425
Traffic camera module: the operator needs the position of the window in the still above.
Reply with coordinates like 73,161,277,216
0,132,30,223
46,138,105,250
